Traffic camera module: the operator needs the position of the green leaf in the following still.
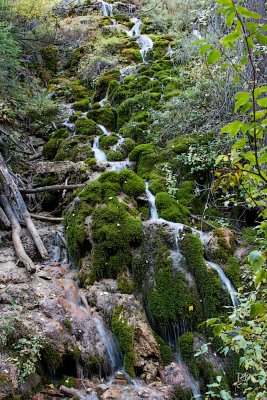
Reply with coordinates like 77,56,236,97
249,250,264,269
215,155,224,165
232,138,248,149
245,22,258,33
235,91,250,101
216,0,233,5
226,12,235,27
257,98,267,107
235,97,251,112
206,318,219,326
236,6,262,19
222,30,242,48
200,43,211,55
207,49,221,64
221,120,243,137
256,34,267,45
250,302,266,318
259,153,267,164
212,323,225,336
254,86,267,98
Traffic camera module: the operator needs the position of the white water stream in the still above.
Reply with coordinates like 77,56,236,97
145,182,158,220
93,136,108,162
99,0,113,16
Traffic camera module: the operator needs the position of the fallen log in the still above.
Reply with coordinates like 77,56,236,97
20,183,85,194
0,156,49,259
0,195,36,273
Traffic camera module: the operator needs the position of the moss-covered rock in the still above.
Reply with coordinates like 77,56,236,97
88,106,116,131
93,69,120,102
75,117,98,136
225,256,241,288
42,137,62,160
73,98,89,112
181,234,230,318
147,245,202,328
155,192,190,224
54,136,94,162
112,306,135,376
40,45,58,74
117,272,135,294
118,169,145,197
153,333,173,366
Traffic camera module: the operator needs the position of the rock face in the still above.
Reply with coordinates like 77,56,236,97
204,228,236,262
87,279,162,382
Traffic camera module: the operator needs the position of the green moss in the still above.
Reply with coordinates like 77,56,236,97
65,201,92,260
99,134,118,150
112,306,135,376
51,128,69,139
69,111,83,123
107,150,124,161
149,171,166,193
167,135,197,155
42,138,62,160
156,192,190,224
122,48,142,62
225,257,241,288
93,69,120,102
64,318,73,332
181,234,230,318
85,157,97,166
176,181,203,214
75,118,98,136
42,344,61,372
147,245,202,327
54,136,93,162
88,106,116,131
213,228,236,263
73,98,89,112
153,333,173,366
129,144,164,178
118,273,135,294
178,333,198,377
170,387,192,400
119,169,145,197
60,376,76,388
40,45,58,74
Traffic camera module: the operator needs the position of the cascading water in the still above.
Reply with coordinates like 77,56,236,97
97,124,110,136
137,35,153,62
94,317,122,373
206,261,238,307
93,136,108,162
145,182,159,220
99,0,113,16
127,17,153,62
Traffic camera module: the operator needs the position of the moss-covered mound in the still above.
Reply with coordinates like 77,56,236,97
75,117,99,136
156,192,190,223
64,171,145,281
147,245,202,329
181,234,230,318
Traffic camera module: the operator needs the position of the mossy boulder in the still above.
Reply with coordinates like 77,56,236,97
42,138,62,160
40,45,58,74
129,144,164,178
153,333,173,366
147,245,202,328
99,134,118,150
176,181,203,214
75,117,98,136
93,69,120,102
73,98,89,112
88,106,116,131
225,256,241,288
181,234,230,318
155,192,190,224
54,136,94,162
167,135,197,155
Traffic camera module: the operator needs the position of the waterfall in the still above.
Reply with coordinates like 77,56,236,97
137,35,153,62
99,0,113,16
145,182,159,220
168,222,185,270
99,97,109,108
129,17,142,38
93,136,108,162
107,160,132,172
97,124,110,136
166,45,174,58
175,353,202,399
94,317,122,373
206,261,238,307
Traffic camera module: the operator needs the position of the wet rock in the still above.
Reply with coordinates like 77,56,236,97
101,387,122,400
87,280,161,382
204,227,235,262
